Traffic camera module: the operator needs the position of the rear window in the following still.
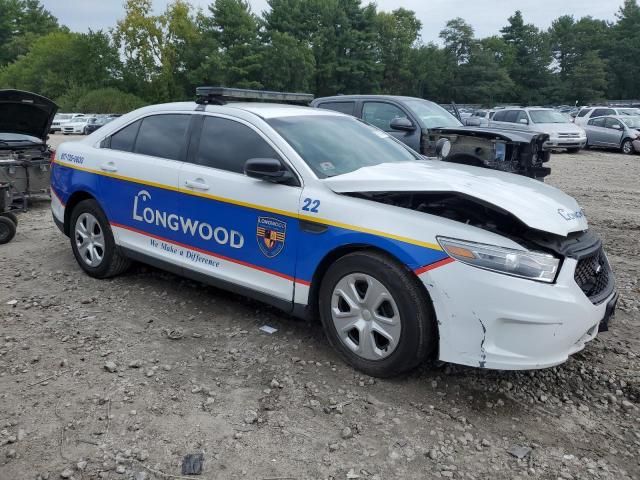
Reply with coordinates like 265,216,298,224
492,110,507,122
504,110,519,123
134,114,190,161
109,120,141,152
592,108,615,118
317,102,355,116
577,108,591,118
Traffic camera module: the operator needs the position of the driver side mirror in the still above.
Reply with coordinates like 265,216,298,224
611,124,622,130
390,117,415,132
518,118,529,125
465,118,482,126
244,158,293,184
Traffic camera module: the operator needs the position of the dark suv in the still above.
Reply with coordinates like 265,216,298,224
312,95,551,179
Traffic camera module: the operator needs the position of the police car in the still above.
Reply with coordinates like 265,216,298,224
50,88,617,377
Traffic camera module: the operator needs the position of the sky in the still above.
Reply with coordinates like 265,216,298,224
41,0,623,44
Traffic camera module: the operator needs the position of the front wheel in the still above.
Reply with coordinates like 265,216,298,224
0,216,17,244
622,139,635,155
318,250,437,377
0,211,18,226
69,199,130,278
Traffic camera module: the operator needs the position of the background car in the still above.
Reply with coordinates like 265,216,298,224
62,116,97,135
490,107,586,152
583,115,640,154
574,106,640,126
464,109,495,126
85,116,114,134
50,113,84,133
312,95,551,179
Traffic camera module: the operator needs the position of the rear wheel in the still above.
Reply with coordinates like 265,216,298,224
318,250,437,377
0,211,18,226
70,199,130,278
622,138,635,155
0,216,17,244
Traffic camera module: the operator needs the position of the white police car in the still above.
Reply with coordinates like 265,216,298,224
50,88,617,377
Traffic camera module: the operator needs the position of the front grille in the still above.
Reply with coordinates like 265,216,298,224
558,133,581,138
574,248,614,304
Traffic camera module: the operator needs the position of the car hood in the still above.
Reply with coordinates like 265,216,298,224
0,89,58,142
431,125,544,143
532,122,585,135
324,161,588,237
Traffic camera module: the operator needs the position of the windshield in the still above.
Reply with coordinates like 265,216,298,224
268,115,419,178
402,99,462,129
618,108,640,116
55,114,72,121
529,110,570,124
622,116,640,128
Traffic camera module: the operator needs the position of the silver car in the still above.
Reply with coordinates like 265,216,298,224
490,107,587,152
584,115,640,154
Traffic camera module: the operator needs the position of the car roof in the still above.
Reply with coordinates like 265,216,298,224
313,95,434,103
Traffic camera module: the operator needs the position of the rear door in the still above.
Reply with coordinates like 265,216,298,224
585,117,607,146
361,101,421,152
95,113,191,265
178,114,302,303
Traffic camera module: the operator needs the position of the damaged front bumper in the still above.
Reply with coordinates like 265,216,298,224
420,257,616,370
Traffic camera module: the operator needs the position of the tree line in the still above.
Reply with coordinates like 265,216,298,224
1,0,639,113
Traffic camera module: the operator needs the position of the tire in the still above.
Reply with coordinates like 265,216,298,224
0,216,17,244
621,138,635,155
69,199,130,278
0,211,18,226
567,147,581,153
318,250,437,377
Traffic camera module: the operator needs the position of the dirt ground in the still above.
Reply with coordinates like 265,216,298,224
1,135,638,480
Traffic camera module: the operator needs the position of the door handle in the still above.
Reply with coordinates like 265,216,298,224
100,162,118,173
184,179,210,191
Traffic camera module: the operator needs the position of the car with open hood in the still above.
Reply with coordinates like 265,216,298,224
0,89,58,242
311,95,551,180
50,87,616,377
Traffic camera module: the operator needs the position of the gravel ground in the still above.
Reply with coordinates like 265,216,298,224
0,136,638,480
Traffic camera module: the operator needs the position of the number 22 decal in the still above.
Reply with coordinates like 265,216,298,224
302,198,320,213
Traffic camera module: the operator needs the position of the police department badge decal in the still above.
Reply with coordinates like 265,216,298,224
256,217,287,258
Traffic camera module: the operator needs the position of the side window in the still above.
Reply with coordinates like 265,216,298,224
605,118,622,129
362,102,409,131
318,102,355,116
577,108,591,118
592,108,613,118
589,117,605,127
108,120,142,152
195,116,279,174
504,110,519,123
515,111,528,124
133,114,191,161
492,110,507,122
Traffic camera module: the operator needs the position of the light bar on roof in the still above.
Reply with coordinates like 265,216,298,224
196,86,314,105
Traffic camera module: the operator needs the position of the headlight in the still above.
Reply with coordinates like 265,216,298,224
437,237,560,283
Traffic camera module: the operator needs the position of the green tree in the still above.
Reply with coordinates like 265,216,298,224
567,50,608,103
114,0,200,101
201,0,263,89
260,31,315,91
0,0,59,66
608,0,640,98
75,88,147,113
0,30,121,99
376,8,421,94
440,17,474,65
500,11,552,104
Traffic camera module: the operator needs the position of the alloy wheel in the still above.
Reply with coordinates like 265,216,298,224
74,212,105,267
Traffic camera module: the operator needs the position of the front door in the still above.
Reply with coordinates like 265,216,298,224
178,114,302,302
603,118,625,147
361,101,421,152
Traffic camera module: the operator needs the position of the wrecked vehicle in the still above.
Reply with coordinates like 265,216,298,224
311,95,551,180
0,89,58,243
51,87,615,377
